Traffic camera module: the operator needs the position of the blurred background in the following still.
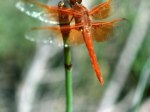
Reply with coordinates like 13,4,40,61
0,0,150,112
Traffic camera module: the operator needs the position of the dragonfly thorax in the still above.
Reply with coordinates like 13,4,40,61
70,0,82,6
72,2,91,26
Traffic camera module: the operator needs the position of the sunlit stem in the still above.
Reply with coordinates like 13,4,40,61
64,43,73,112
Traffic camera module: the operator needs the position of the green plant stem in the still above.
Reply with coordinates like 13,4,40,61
64,46,73,112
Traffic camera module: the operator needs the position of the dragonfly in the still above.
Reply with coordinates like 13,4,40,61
16,0,127,85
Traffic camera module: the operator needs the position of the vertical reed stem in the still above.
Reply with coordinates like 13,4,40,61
64,45,73,112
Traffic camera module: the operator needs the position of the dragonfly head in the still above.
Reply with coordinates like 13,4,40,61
70,0,82,5
58,1,65,8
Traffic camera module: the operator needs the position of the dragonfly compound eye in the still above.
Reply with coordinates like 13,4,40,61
58,1,65,7
77,0,82,4
70,0,82,5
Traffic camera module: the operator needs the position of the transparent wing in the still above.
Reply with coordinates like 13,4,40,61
16,0,82,25
16,0,59,24
26,26,64,46
25,23,85,46
91,18,128,42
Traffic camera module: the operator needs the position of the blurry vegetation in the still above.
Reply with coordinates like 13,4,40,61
0,0,36,66
0,0,150,112
0,1,36,111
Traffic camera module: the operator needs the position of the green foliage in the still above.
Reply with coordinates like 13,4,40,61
0,0,38,66
132,29,150,77
0,0,150,111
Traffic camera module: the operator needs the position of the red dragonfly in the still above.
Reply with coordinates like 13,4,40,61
16,0,126,85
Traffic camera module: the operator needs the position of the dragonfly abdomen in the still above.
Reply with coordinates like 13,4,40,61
82,28,104,85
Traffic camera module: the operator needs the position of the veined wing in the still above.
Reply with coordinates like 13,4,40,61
26,26,63,46
89,0,112,19
16,0,82,25
89,0,125,21
91,18,128,42
26,23,84,46
16,0,58,24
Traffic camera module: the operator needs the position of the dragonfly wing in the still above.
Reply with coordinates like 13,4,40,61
25,23,85,46
26,26,64,46
54,23,85,45
16,0,60,24
89,0,112,19
67,29,84,45
16,0,82,24
91,18,128,42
